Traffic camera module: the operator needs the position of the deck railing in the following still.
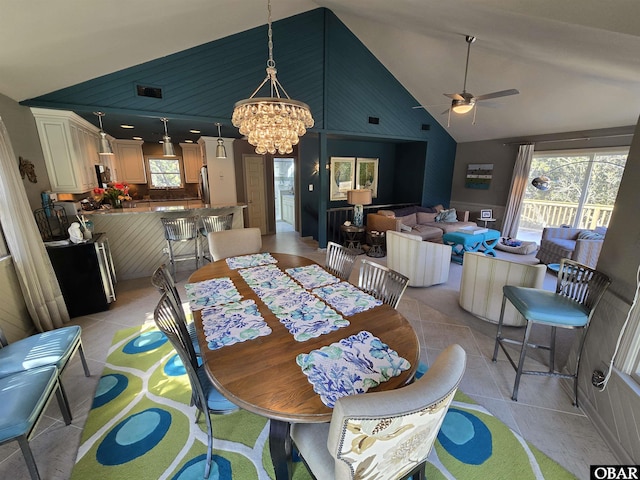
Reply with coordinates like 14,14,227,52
520,199,614,230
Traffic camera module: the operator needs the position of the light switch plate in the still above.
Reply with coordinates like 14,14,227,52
308,184,313,191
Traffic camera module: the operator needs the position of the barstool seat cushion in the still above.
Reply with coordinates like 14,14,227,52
503,286,589,327
0,326,81,377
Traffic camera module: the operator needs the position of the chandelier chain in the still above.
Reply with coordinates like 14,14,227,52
267,0,274,68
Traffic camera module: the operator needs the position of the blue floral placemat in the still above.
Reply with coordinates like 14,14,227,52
201,299,272,350
184,277,242,310
296,330,411,407
268,291,349,341
226,252,278,270
312,281,383,316
240,265,349,341
285,264,340,289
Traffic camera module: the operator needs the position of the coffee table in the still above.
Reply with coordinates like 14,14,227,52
442,228,501,264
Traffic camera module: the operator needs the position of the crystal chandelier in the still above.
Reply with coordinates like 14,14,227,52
232,0,314,155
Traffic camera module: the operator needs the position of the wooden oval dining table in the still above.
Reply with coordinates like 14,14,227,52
188,252,420,480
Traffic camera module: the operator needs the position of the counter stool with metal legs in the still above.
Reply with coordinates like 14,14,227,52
200,213,234,262
161,216,200,280
492,258,610,406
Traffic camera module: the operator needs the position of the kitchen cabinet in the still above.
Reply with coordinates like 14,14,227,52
113,139,145,184
31,108,101,193
281,193,295,225
180,143,203,183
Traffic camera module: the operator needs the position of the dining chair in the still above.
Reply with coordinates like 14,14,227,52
325,241,358,281
153,293,239,479
0,324,90,417
357,259,409,309
492,258,611,406
290,344,466,480
0,366,72,480
161,216,201,280
207,227,262,261
200,213,234,262
151,264,200,358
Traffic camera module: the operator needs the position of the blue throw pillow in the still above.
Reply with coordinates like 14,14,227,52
435,208,457,223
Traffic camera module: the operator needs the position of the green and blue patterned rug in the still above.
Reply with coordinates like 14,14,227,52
71,324,576,479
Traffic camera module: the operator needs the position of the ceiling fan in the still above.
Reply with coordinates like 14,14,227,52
415,35,519,126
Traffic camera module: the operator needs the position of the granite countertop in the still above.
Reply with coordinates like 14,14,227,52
84,200,247,215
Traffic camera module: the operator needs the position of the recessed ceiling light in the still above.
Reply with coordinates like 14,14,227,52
132,136,143,141
184,139,194,143
189,129,201,134
120,124,135,129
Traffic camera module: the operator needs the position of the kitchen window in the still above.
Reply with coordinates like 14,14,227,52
147,157,183,189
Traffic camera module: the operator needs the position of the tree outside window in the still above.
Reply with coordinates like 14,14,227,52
148,158,182,188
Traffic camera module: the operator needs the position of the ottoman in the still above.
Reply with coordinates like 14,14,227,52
442,229,501,263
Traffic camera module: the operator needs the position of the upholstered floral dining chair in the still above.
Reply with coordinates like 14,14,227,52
291,344,466,480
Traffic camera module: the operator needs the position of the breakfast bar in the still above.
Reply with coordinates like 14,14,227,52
85,201,247,280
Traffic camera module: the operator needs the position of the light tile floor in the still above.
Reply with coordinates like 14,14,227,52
0,231,619,479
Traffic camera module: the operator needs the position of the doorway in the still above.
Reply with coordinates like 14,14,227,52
274,157,295,233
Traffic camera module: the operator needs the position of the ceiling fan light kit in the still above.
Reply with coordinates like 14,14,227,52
440,35,519,126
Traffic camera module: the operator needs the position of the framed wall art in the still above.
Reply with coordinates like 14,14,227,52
356,157,379,198
465,163,493,189
480,209,493,219
330,157,355,201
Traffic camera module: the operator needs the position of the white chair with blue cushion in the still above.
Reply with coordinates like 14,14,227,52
0,366,72,479
291,344,466,480
492,258,610,405
0,325,90,413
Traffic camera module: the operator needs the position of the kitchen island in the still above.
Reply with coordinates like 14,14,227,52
85,201,247,280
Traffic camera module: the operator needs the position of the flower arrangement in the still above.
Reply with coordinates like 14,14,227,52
93,182,131,208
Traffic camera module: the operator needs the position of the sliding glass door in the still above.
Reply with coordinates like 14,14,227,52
516,147,627,243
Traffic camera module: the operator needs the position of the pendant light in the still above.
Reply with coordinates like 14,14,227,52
231,0,314,155
215,123,227,159
161,117,176,157
94,112,114,156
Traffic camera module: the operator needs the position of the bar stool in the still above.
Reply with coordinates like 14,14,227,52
492,258,610,406
200,213,234,262
161,216,200,279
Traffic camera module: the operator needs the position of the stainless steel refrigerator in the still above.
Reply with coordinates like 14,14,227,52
199,163,210,204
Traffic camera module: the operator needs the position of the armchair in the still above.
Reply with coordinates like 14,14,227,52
536,227,605,268
386,230,452,287
459,252,546,327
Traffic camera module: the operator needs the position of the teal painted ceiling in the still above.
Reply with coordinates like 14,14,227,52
22,8,444,145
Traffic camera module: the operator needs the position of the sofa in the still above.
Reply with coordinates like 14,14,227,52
366,204,477,243
386,230,452,287
535,226,606,268
459,252,546,326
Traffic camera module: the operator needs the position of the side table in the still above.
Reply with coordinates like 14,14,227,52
341,224,365,253
477,217,497,228
366,231,386,258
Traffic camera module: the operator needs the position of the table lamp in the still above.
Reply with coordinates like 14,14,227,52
347,189,372,227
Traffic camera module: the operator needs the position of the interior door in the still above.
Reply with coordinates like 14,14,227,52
244,155,268,234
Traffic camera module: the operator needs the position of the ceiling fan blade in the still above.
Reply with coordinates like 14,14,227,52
444,93,464,101
475,89,519,101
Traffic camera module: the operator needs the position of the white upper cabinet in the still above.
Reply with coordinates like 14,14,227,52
180,143,203,183
31,108,100,193
112,139,146,184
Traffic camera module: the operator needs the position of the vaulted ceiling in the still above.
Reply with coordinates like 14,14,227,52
4,0,640,143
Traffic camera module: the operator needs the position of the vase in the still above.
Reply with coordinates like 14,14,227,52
110,198,122,209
